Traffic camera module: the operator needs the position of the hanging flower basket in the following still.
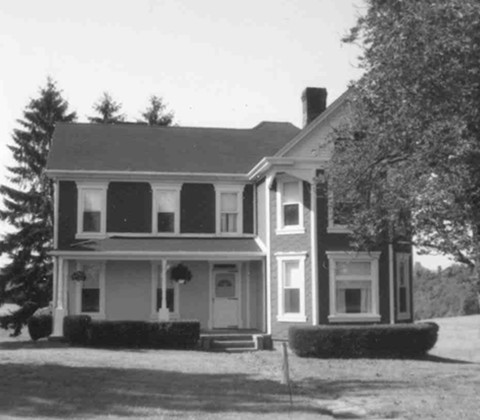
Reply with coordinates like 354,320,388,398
170,263,192,284
71,270,87,282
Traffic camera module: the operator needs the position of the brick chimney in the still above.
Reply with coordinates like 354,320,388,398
302,87,327,127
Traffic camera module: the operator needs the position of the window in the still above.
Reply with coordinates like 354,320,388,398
76,182,107,237
152,184,181,234
276,178,304,234
327,191,355,233
276,253,307,322
396,253,411,319
215,185,243,234
326,251,380,322
75,261,105,318
220,192,239,233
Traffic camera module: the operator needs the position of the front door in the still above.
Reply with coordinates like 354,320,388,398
212,270,239,328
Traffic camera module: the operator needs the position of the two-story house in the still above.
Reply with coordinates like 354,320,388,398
46,87,413,340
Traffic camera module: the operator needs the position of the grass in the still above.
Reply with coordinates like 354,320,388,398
0,316,479,419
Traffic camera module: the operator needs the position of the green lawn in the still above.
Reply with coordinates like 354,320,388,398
0,316,479,419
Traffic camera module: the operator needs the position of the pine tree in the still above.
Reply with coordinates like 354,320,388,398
0,78,76,334
139,95,174,126
88,92,125,123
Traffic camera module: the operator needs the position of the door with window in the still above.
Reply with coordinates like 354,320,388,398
212,268,239,328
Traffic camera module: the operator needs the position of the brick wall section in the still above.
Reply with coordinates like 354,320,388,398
315,180,404,324
269,180,313,339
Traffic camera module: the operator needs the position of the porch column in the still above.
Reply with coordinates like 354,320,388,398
158,258,170,321
53,257,66,336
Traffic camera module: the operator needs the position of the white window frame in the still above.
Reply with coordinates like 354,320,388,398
326,251,381,322
327,191,353,234
76,182,108,238
215,184,244,235
151,183,181,235
276,252,307,322
75,260,106,319
396,253,411,320
276,177,305,235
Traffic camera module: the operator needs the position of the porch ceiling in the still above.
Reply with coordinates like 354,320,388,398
53,237,265,259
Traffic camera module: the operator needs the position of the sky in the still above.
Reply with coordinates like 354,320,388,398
0,0,452,270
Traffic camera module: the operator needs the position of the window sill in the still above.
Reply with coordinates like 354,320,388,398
327,226,352,234
76,233,107,240
277,314,307,323
397,313,411,321
275,227,306,235
328,314,381,323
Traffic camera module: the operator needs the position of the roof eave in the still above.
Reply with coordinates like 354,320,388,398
45,169,249,182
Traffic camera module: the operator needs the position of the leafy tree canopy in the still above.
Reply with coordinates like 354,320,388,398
330,0,480,279
0,78,76,332
139,95,174,126
88,92,125,123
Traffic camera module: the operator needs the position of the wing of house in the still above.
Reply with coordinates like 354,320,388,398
46,87,413,341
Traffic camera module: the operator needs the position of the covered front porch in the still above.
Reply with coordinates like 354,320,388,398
51,238,266,337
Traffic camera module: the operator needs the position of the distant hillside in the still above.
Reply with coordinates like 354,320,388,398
414,263,479,320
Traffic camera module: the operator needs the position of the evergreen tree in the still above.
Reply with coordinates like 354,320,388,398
0,78,76,334
139,95,174,126
88,92,125,123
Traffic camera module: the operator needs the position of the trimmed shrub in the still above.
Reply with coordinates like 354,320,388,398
27,307,53,341
289,322,439,358
63,317,200,349
89,320,200,349
63,315,92,345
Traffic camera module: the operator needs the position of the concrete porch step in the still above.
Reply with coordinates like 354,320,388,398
199,332,272,352
211,339,255,349
205,334,254,341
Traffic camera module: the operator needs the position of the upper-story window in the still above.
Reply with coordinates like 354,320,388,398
215,185,243,234
328,191,355,234
152,184,181,235
76,182,107,237
276,177,305,234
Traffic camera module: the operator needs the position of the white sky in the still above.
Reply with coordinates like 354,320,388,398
0,0,452,270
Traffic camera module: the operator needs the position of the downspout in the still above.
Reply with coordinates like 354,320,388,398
265,176,272,334
310,175,319,325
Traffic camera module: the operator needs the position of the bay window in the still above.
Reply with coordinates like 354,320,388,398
396,253,411,319
327,251,380,322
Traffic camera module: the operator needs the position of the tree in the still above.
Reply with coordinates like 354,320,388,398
0,78,76,334
88,92,125,123
139,95,174,126
329,1,480,291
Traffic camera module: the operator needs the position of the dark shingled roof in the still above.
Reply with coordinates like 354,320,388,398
47,121,300,174
60,237,263,254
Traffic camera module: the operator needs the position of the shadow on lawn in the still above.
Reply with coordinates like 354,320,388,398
0,362,331,418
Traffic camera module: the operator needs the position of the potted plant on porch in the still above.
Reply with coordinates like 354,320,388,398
170,263,192,284
71,270,87,282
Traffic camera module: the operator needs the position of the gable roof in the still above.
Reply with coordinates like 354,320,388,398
274,89,352,157
47,121,300,175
